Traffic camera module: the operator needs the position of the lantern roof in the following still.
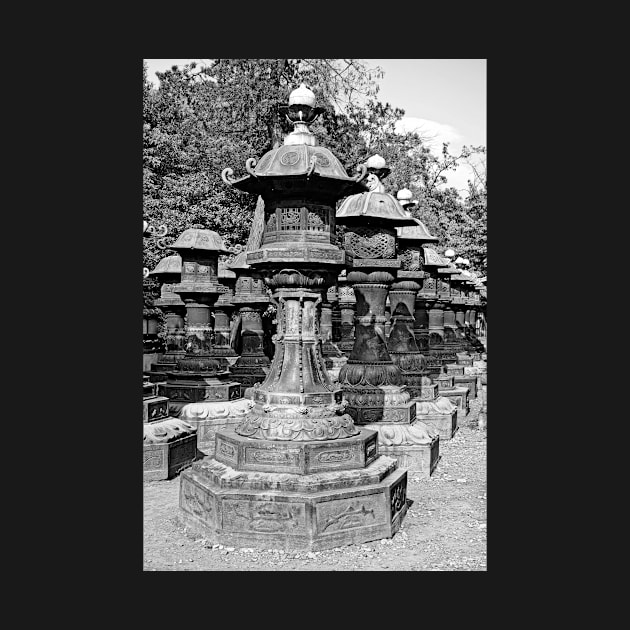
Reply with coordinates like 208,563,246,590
168,227,231,255
218,260,236,280
423,247,451,267
221,85,368,199
396,218,439,242
149,254,182,276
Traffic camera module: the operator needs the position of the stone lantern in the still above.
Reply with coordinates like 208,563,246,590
147,254,186,382
437,262,464,356
142,223,197,480
336,155,441,473
179,85,409,550
227,249,271,396
416,246,452,375
157,226,242,417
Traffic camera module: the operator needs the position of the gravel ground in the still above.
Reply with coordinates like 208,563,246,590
144,394,486,571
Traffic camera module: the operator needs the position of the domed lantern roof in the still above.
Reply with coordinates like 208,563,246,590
168,227,231,255
221,84,368,199
396,218,439,243
336,156,416,227
149,254,182,277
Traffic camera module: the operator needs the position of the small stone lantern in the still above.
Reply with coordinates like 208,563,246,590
147,254,186,382
158,226,242,417
336,155,441,473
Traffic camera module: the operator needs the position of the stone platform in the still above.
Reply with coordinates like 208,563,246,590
414,398,458,440
159,376,242,417
439,386,470,416
379,435,439,477
178,399,255,456
179,428,408,551
454,375,477,398
143,418,198,481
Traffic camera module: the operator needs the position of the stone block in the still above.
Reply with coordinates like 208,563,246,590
347,401,416,425
445,363,465,376
417,410,458,440
409,382,438,402
454,375,477,398
439,387,469,416
178,457,407,551
456,353,474,366
379,435,439,477
143,434,198,481
158,380,242,406
143,395,170,423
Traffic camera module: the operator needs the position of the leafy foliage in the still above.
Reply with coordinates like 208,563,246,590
142,59,487,303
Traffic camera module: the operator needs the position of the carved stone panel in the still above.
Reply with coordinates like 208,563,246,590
222,499,306,535
315,494,387,534
180,477,215,524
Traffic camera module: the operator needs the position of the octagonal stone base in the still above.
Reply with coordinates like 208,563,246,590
439,386,470,416
179,455,407,551
379,435,440,477
144,434,198,481
416,409,458,440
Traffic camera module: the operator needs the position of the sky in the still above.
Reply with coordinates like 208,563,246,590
144,59,486,195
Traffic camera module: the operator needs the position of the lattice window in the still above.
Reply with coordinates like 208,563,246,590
344,227,395,258
424,277,436,290
400,249,423,271
307,208,327,231
279,207,302,231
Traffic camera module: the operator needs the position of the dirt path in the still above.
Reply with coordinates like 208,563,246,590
144,396,487,571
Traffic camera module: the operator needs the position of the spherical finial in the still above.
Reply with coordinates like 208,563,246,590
288,83,316,108
365,154,387,170
444,248,456,258
397,188,413,202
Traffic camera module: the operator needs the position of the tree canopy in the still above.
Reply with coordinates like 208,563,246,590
143,59,486,298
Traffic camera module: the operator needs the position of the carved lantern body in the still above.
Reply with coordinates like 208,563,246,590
179,87,409,550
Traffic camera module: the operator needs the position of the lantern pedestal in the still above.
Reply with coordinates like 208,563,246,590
143,378,198,481
179,435,407,551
